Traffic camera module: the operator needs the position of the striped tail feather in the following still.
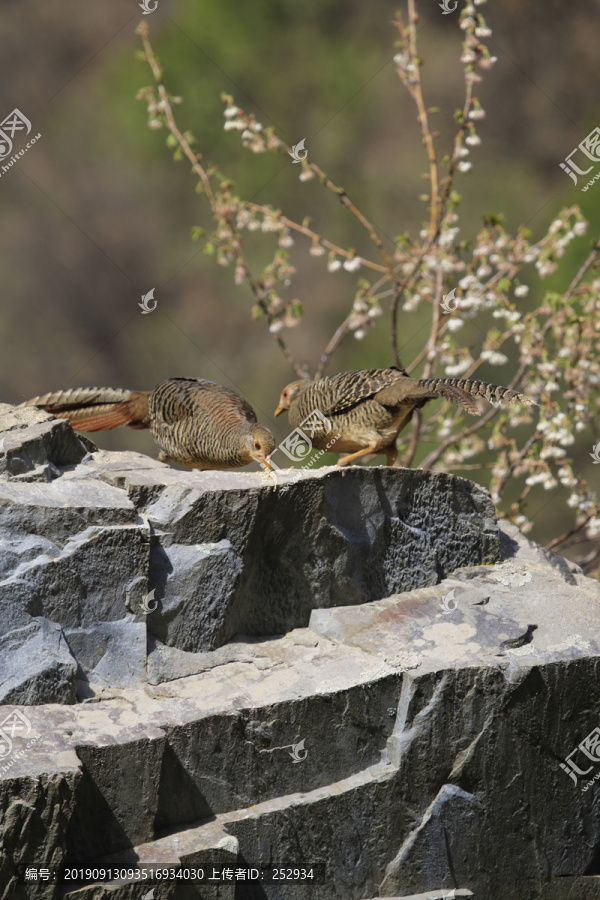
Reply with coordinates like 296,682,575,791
418,377,535,411
18,387,151,432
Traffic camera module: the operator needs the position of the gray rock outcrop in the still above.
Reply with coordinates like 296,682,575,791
0,403,500,702
1,404,600,900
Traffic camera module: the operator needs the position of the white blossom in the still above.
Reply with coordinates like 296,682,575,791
343,257,362,272
525,472,547,487
261,217,282,233
587,517,600,538
481,350,508,365
445,358,472,376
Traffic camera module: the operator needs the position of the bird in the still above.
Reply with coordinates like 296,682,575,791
19,377,275,470
274,367,535,467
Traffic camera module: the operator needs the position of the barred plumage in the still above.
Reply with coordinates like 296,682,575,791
419,377,534,407
275,367,535,467
20,377,275,470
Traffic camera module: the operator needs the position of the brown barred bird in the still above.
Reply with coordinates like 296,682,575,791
20,377,275,470
275,367,535,467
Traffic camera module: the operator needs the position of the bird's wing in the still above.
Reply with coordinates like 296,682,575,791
152,378,257,427
318,368,408,415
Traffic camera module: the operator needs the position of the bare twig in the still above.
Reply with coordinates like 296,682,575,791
137,24,307,378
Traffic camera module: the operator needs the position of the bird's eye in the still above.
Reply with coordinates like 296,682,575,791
254,440,261,450
283,390,288,398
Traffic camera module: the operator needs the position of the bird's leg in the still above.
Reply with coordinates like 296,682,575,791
385,446,398,467
336,444,381,467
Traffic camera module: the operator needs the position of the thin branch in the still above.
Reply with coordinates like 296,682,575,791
406,0,439,236
563,240,600,303
137,24,307,379
244,202,388,274
547,511,597,551
314,317,353,381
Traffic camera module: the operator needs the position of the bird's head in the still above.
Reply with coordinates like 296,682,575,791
248,424,276,469
274,380,311,416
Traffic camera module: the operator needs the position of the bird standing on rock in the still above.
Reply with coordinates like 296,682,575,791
20,377,275,470
275,367,535,467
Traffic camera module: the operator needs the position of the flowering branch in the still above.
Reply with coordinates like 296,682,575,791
136,5,600,575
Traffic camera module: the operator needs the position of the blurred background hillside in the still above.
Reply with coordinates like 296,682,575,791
0,0,599,550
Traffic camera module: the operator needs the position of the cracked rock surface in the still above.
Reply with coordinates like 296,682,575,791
0,404,499,701
1,406,599,900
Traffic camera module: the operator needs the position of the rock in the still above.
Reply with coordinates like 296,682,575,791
0,402,91,480
0,520,600,899
149,539,243,652
380,784,486,893
0,406,500,693
3,407,600,900
65,619,147,690
0,618,78,705
140,463,500,652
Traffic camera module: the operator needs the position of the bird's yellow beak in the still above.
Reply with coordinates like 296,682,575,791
274,404,285,417
259,456,275,471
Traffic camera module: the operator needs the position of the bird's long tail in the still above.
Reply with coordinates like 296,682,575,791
418,377,535,415
18,388,151,431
